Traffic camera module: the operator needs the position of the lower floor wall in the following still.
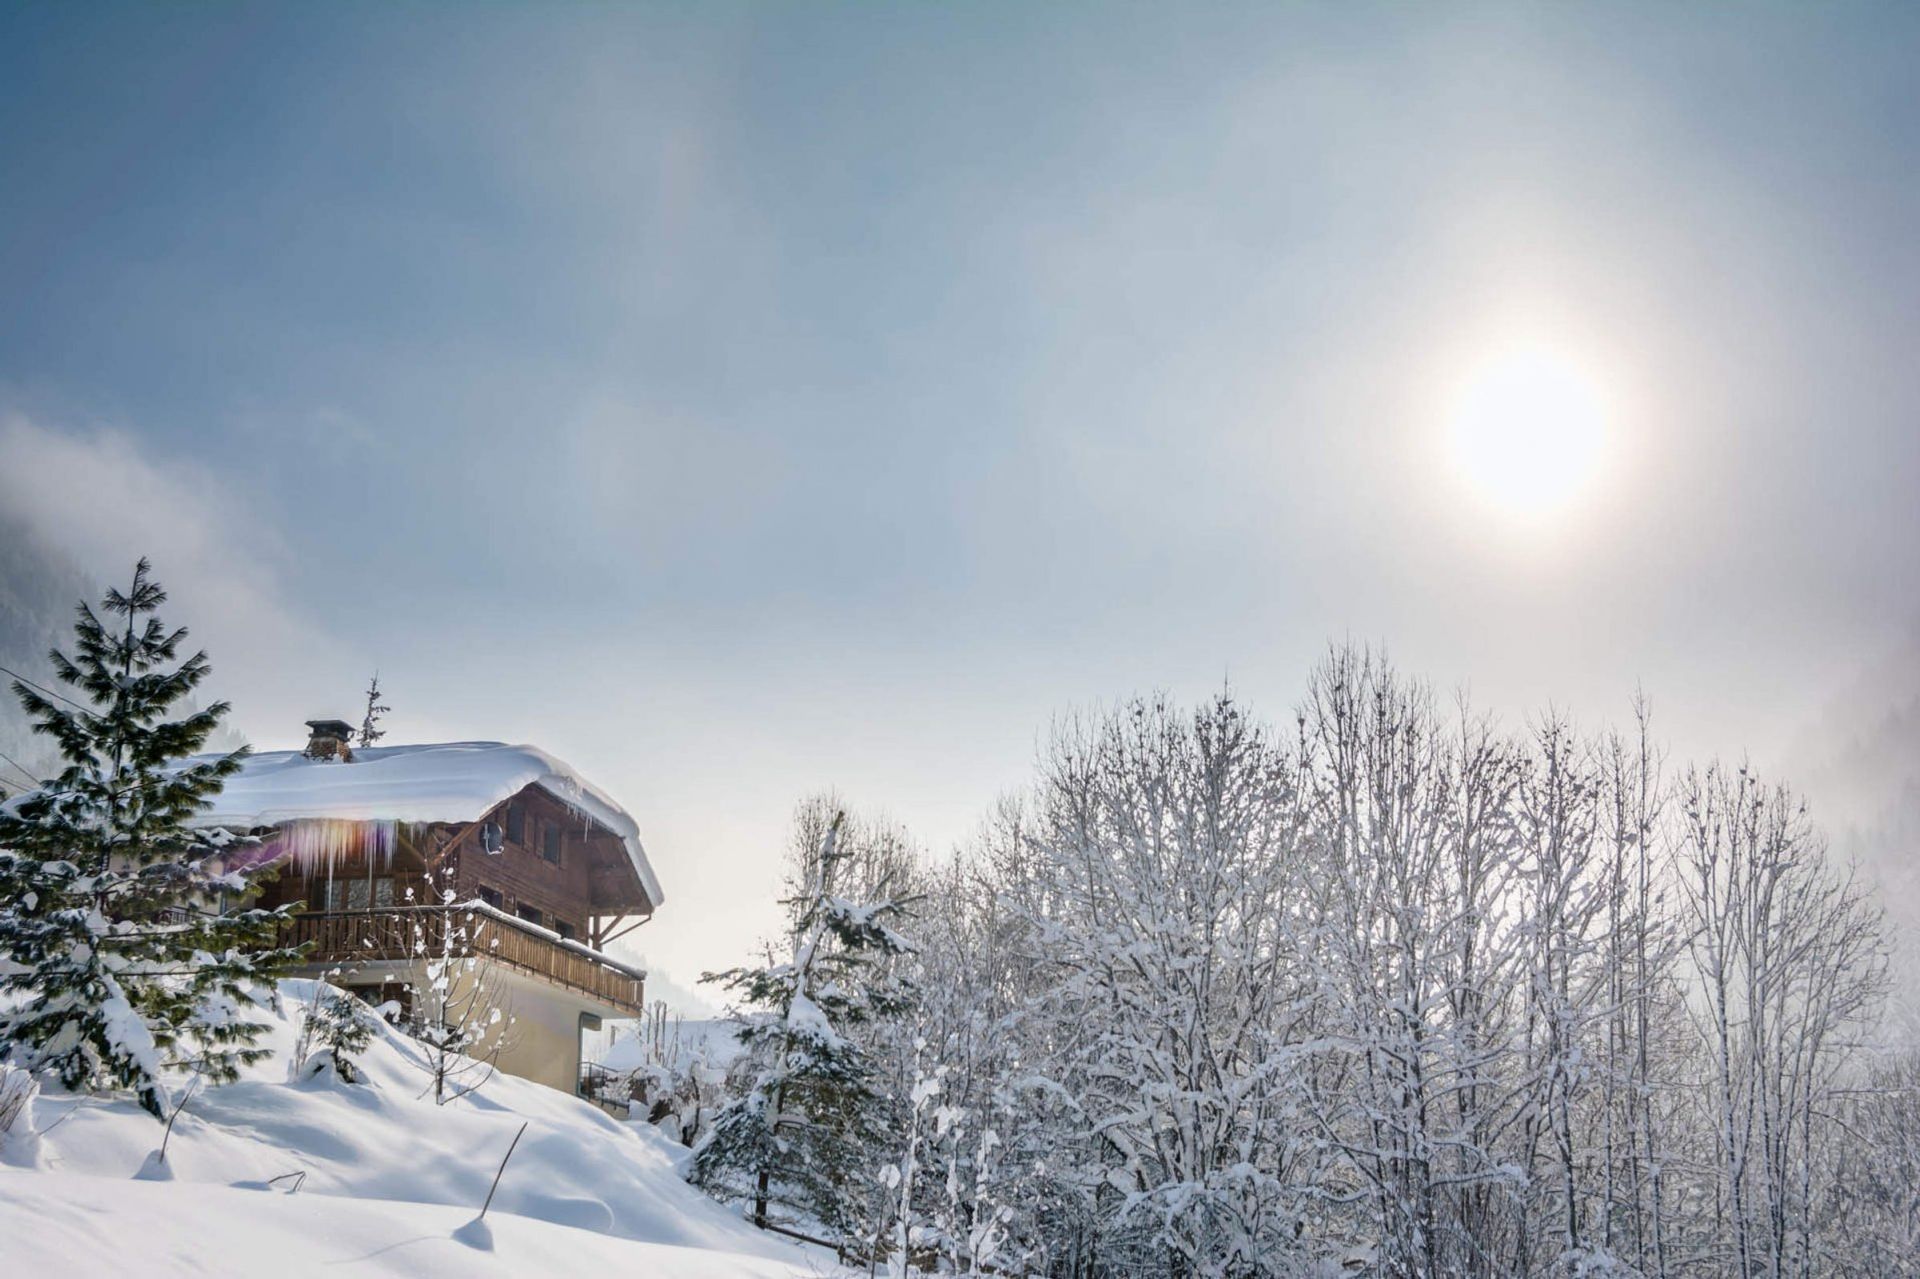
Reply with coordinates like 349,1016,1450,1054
302,958,618,1096
482,966,604,1093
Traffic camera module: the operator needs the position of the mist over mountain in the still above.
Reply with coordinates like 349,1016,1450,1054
0,515,247,786
1791,633,1920,1023
0,511,91,784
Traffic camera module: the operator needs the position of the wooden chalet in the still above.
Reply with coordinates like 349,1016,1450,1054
191,728,664,1094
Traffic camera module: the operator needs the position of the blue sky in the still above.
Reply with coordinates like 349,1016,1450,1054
3,3,1917,995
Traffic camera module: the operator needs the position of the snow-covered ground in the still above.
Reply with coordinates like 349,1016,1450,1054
2,1172,828,1279
0,981,835,1278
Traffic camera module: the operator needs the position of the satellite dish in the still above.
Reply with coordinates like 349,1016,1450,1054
481,822,504,855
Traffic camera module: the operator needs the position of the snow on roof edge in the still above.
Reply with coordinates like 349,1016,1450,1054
182,741,664,910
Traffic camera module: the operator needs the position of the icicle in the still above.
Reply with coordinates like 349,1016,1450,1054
261,818,400,878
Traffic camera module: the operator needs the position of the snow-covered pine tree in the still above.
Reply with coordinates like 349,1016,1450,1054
691,810,914,1240
357,673,388,748
297,989,377,1084
0,559,303,1117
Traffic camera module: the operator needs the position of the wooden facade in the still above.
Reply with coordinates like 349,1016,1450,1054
253,781,654,1016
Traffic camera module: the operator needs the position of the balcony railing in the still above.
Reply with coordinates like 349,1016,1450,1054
285,902,646,1015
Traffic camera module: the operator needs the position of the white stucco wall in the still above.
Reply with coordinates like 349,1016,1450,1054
301,957,628,1096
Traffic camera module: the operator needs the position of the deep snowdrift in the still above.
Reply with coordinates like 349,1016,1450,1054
1,1172,825,1279
0,980,830,1278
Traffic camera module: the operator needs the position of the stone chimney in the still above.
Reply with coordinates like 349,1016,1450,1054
303,718,356,762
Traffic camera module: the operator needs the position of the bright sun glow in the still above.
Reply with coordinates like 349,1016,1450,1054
1447,345,1608,521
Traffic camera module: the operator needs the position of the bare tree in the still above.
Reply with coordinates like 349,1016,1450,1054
1593,701,1684,1276
1675,763,1888,1278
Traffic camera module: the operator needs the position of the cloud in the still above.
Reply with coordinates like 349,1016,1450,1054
0,413,348,739
562,394,788,553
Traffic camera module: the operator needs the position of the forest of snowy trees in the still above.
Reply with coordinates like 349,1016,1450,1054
693,648,1917,1278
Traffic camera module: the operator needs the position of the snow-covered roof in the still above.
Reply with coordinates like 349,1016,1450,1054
184,741,664,908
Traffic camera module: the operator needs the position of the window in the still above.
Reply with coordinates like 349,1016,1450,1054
321,879,343,911
516,903,544,928
504,803,525,845
542,823,562,866
477,886,504,910
372,878,396,908
345,879,371,911
555,921,576,942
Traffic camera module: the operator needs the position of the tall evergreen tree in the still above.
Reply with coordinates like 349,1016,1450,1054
0,559,303,1117
691,810,914,1238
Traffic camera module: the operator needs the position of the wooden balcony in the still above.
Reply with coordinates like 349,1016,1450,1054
286,903,646,1016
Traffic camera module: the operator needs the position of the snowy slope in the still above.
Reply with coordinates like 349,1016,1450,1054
0,1172,824,1279
0,981,831,1277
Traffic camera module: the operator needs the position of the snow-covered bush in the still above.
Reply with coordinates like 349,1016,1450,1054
0,1062,36,1143
295,990,377,1085
594,1004,735,1144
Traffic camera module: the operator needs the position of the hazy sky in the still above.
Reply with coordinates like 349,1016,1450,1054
2,3,1917,1006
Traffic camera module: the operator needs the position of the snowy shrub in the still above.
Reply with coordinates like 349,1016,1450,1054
0,1063,36,1142
594,1004,735,1146
297,991,377,1085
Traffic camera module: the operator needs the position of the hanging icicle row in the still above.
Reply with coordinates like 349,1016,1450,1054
257,818,400,879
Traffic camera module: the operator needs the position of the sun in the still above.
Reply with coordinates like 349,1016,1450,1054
1446,344,1608,521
